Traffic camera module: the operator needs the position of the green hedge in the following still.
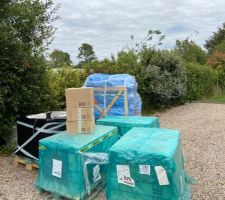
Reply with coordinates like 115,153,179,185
48,67,87,109
185,62,216,101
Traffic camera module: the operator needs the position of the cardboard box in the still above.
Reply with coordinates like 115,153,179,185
66,121,95,134
65,88,94,108
67,108,94,122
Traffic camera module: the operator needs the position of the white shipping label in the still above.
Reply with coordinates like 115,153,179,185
93,165,101,182
155,166,169,185
52,159,62,178
116,165,130,183
116,165,135,187
139,165,151,175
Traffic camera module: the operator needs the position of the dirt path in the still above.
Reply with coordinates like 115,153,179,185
0,103,225,199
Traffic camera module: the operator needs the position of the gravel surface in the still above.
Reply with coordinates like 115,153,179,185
1,103,225,199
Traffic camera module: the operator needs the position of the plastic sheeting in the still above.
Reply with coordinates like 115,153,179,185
35,125,118,200
16,112,66,160
107,127,194,200
97,116,160,136
84,73,142,119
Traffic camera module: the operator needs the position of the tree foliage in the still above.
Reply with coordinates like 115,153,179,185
77,43,97,64
205,23,225,53
49,49,72,67
214,40,225,52
175,39,207,64
0,0,57,136
207,51,225,68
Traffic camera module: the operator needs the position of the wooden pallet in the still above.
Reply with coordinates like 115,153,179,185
36,181,105,200
14,155,38,171
85,181,105,200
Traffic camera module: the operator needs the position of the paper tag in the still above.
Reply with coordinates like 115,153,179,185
155,166,169,185
93,164,101,182
116,165,135,187
117,165,130,183
139,165,150,175
52,159,62,178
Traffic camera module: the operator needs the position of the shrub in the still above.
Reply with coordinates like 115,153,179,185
0,0,56,137
138,50,187,107
48,66,87,109
185,63,216,101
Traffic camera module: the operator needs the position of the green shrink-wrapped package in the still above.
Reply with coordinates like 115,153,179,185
97,116,160,136
107,127,193,200
36,125,118,200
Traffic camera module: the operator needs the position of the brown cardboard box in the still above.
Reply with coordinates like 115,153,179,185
67,108,94,122
66,120,95,134
65,87,94,108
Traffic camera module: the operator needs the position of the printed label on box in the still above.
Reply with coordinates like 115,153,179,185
52,159,62,178
116,165,135,187
93,164,101,182
139,165,150,175
155,166,169,185
121,175,135,187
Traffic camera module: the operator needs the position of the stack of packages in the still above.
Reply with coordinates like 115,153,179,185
35,87,119,199
35,125,118,200
65,88,95,134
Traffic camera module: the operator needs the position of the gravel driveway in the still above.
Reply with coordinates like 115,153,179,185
0,103,225,199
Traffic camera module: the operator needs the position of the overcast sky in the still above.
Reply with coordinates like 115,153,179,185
49,0,225,63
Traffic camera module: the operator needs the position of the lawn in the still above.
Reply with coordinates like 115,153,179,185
202,94,225,103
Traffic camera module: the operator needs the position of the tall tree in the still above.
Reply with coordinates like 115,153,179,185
77,43,97,64
205,22,225,53
49,49,72,67
175,39,207,64
0,0,57,137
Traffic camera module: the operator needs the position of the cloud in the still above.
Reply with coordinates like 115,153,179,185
49,0,225,63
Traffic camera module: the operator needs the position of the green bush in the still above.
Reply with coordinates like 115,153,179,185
48,67,87,109
185,62,216,101
0,0,56,137
138,50,187,107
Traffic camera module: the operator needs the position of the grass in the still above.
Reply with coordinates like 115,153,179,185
0,145,14,156
201,94,225,104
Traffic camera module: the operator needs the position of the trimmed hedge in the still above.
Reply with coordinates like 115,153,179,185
185,62,216,101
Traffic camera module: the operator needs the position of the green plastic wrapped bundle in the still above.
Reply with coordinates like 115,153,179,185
35,125,118,200
97,116,160,136
107,127,193,200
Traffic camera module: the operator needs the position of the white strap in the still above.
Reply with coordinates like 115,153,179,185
18,146,38,160
15,121,65,159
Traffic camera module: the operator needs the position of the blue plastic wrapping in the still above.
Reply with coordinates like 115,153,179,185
84,74,142,119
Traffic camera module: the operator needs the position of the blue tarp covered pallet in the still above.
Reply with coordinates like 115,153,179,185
84,73,142,119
